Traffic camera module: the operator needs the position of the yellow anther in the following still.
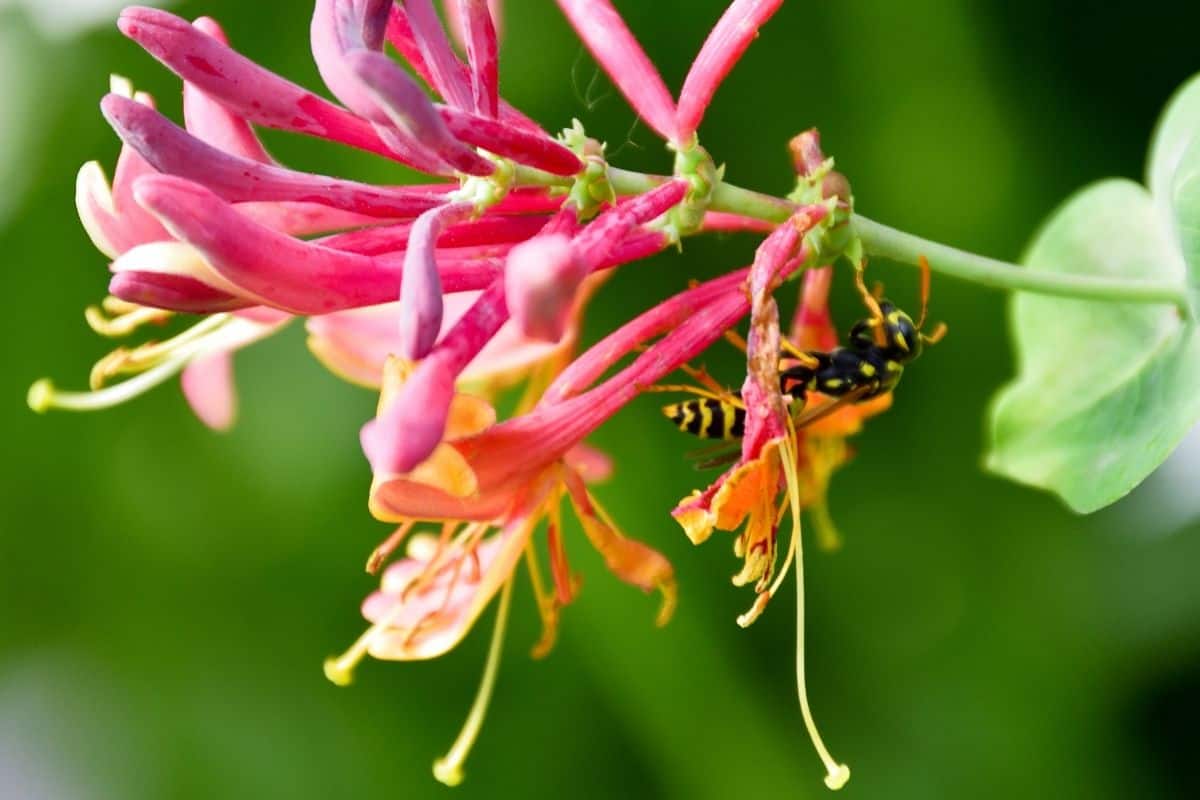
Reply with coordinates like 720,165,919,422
27,379,54,413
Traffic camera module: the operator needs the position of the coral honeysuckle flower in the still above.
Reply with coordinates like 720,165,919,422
326,358,676,786
33,0,893,790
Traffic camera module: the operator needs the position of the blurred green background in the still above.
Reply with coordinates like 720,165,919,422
4,1,1200,797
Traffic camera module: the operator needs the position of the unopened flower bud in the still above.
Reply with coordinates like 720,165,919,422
504,234,584,342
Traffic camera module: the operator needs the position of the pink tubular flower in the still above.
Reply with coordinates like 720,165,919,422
35,0,888,790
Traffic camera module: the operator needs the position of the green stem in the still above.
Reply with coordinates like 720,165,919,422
852,215,1190,309
516,163,1189,309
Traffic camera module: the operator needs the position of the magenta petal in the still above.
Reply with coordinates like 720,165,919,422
183,17,273,162
346,49,494,176
675,0,783,139
102,94,450,218
362,361,455,477
109,271,252,313
454,0,499,117
369,280,510,472
181,350,237,431
401,0,474,111
118,6,418,166
572,179,687,265
554,0,679,142
132,176,499,314
438,108,582,175
385,5,541,133
311,0,454,175
319,213,548,256
399,203,476,359
504,233,584,342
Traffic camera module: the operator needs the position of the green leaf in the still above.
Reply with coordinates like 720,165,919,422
987,73,1200,513
987,180,1190,512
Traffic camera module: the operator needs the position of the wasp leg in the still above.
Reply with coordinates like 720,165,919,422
780,338,821,369
922,321,948,345
644,383,745,407
853,263,889,346
677,362,729,397
792,384,872,429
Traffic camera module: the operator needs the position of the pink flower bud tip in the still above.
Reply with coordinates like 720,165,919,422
504,234,585,342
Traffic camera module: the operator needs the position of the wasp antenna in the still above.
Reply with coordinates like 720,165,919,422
852,263,888,346
921,321,948,345
917,255,932,330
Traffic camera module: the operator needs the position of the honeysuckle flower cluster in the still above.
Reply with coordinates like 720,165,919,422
31,0,916,789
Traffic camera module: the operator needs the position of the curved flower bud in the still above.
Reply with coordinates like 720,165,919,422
345,49,494,175
183,17,273,163
130,176,500,314
101,94,453,216
385,4,540,133
402,0,475,111
118,7,410,164
453,0,500,118
400,203,478,360
75,79,167,260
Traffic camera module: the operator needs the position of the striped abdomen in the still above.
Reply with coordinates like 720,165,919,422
662,398,745,440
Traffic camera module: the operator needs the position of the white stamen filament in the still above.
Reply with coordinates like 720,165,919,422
433,577,514,787
779,434,850,791
29,315,278,414
323,585,416,687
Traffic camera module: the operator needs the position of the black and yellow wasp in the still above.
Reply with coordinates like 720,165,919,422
662,260,946,445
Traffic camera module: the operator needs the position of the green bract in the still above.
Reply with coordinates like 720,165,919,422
987,75,1200,513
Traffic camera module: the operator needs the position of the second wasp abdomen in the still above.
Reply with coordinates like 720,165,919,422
662,399,745,440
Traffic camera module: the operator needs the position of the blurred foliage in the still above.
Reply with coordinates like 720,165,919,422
4,1,1200,798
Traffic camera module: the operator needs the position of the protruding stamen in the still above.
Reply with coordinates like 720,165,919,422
29,356,190,413
778,433,850,791
323,581,416,687
366,521,416,574
523,542,560,659
85,303,172,338
433,577,514,787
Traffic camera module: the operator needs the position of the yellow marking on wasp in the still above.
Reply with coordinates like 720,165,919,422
823,378,844,389
859,362,876,377
885,360,902,374
680,403,695,432
698,402,715,436
722,404,737,439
